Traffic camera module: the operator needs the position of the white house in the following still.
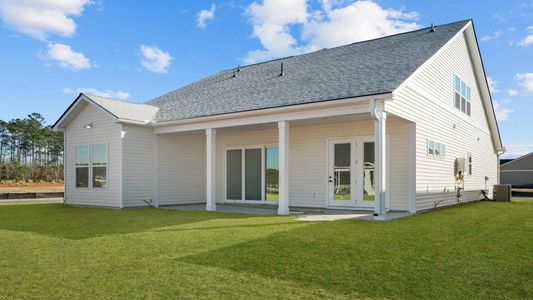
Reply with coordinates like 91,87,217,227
53,20,504,217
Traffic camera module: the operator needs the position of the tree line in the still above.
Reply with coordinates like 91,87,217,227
0,113,63,182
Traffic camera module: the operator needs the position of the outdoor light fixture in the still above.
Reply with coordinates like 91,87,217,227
84,122,93,129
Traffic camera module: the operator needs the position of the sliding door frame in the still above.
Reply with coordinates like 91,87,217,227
223,144,279,204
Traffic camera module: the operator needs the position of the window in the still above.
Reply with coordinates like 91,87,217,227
434,142,442,157
454,75,471,116
92,144,108,188
265,147,279,201
75,145,89,188
427,139,446,159
75,143,107,189
468,153,472,175
427,140,434,156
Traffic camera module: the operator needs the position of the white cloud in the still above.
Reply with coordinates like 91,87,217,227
40,43,91,70
197,4,216,29
501,144,533,159
516,72,533,92
493,100,512,121
517,26,533,46
243,0,420,64
64,87,130,100
487,76,499,93
244,0,308,63
139,44,173,74
480,30,503,42
508,89,519,96
0,0,92,40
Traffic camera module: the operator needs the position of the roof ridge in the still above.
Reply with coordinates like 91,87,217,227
143,19,471,122
84,93,155,107
219,19,472,72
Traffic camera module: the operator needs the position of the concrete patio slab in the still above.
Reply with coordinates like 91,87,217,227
160,203,410,221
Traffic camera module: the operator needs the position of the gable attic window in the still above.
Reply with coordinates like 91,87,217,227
454,75,472,116
75,145,89,188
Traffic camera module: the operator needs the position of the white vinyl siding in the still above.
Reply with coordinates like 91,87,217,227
157,133,205,205
122,125,154,207
65,103,121,207
387,31,498,211
214,117,410,211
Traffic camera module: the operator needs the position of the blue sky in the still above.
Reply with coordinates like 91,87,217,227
0,0,532,158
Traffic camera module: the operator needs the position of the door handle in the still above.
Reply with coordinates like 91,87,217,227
328,176,333,183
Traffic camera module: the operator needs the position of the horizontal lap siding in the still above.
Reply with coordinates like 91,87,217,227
215,118,409,210
500,171,533,186
387,32,498,212
158,133,205,205
65,103,121,207
387,121,410,211
416,190,482,212
290,119,409,210
123,125,154,207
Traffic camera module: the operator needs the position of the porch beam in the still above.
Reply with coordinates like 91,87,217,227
278,121,290,215
371,100,387,219
153,101,375,135
206,128,216,211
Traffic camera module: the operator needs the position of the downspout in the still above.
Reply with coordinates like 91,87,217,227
496,148,506,185
370,99,387,218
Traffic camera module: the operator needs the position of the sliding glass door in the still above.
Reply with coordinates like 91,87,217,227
245,149,262,200
226,149,242,200
265,147,279,201
225,146,279,203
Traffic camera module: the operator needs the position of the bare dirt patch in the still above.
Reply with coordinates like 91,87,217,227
0,182,64,193
513,188,533,193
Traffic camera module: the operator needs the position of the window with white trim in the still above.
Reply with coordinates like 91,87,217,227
454,75,471,116
467,153,472,175
75,145,89,188
427,139,446,158
75,143,108,189
92,144,108,188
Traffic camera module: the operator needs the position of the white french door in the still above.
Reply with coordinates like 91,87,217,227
327,138,356,207
327,137,376,209
356,137,376,209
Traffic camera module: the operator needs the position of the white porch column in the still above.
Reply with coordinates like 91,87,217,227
372,105,387,218
278,121,290,215
206,128,217,211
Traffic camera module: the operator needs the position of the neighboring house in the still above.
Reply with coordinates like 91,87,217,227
500,158,514,165
500,153,533,187
53,20,504,218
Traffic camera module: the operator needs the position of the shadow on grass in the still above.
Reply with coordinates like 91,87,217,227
0,203,262,240
179,201,533,298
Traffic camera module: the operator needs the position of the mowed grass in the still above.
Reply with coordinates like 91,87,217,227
0,201,532,299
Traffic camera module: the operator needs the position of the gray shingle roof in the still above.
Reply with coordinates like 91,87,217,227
147,20,470,123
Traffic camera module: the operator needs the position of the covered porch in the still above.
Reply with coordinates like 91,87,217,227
152,97,416,219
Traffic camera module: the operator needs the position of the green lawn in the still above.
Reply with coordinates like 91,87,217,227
0,201,532,299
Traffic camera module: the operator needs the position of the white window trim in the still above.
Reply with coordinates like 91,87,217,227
75,144,90,189
223,144,278,204
74,143,109,190
453,74,472,117
91,143,109,190
427,139,446,159
467,152,473,176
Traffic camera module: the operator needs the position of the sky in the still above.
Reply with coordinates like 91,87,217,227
0,0,532,158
